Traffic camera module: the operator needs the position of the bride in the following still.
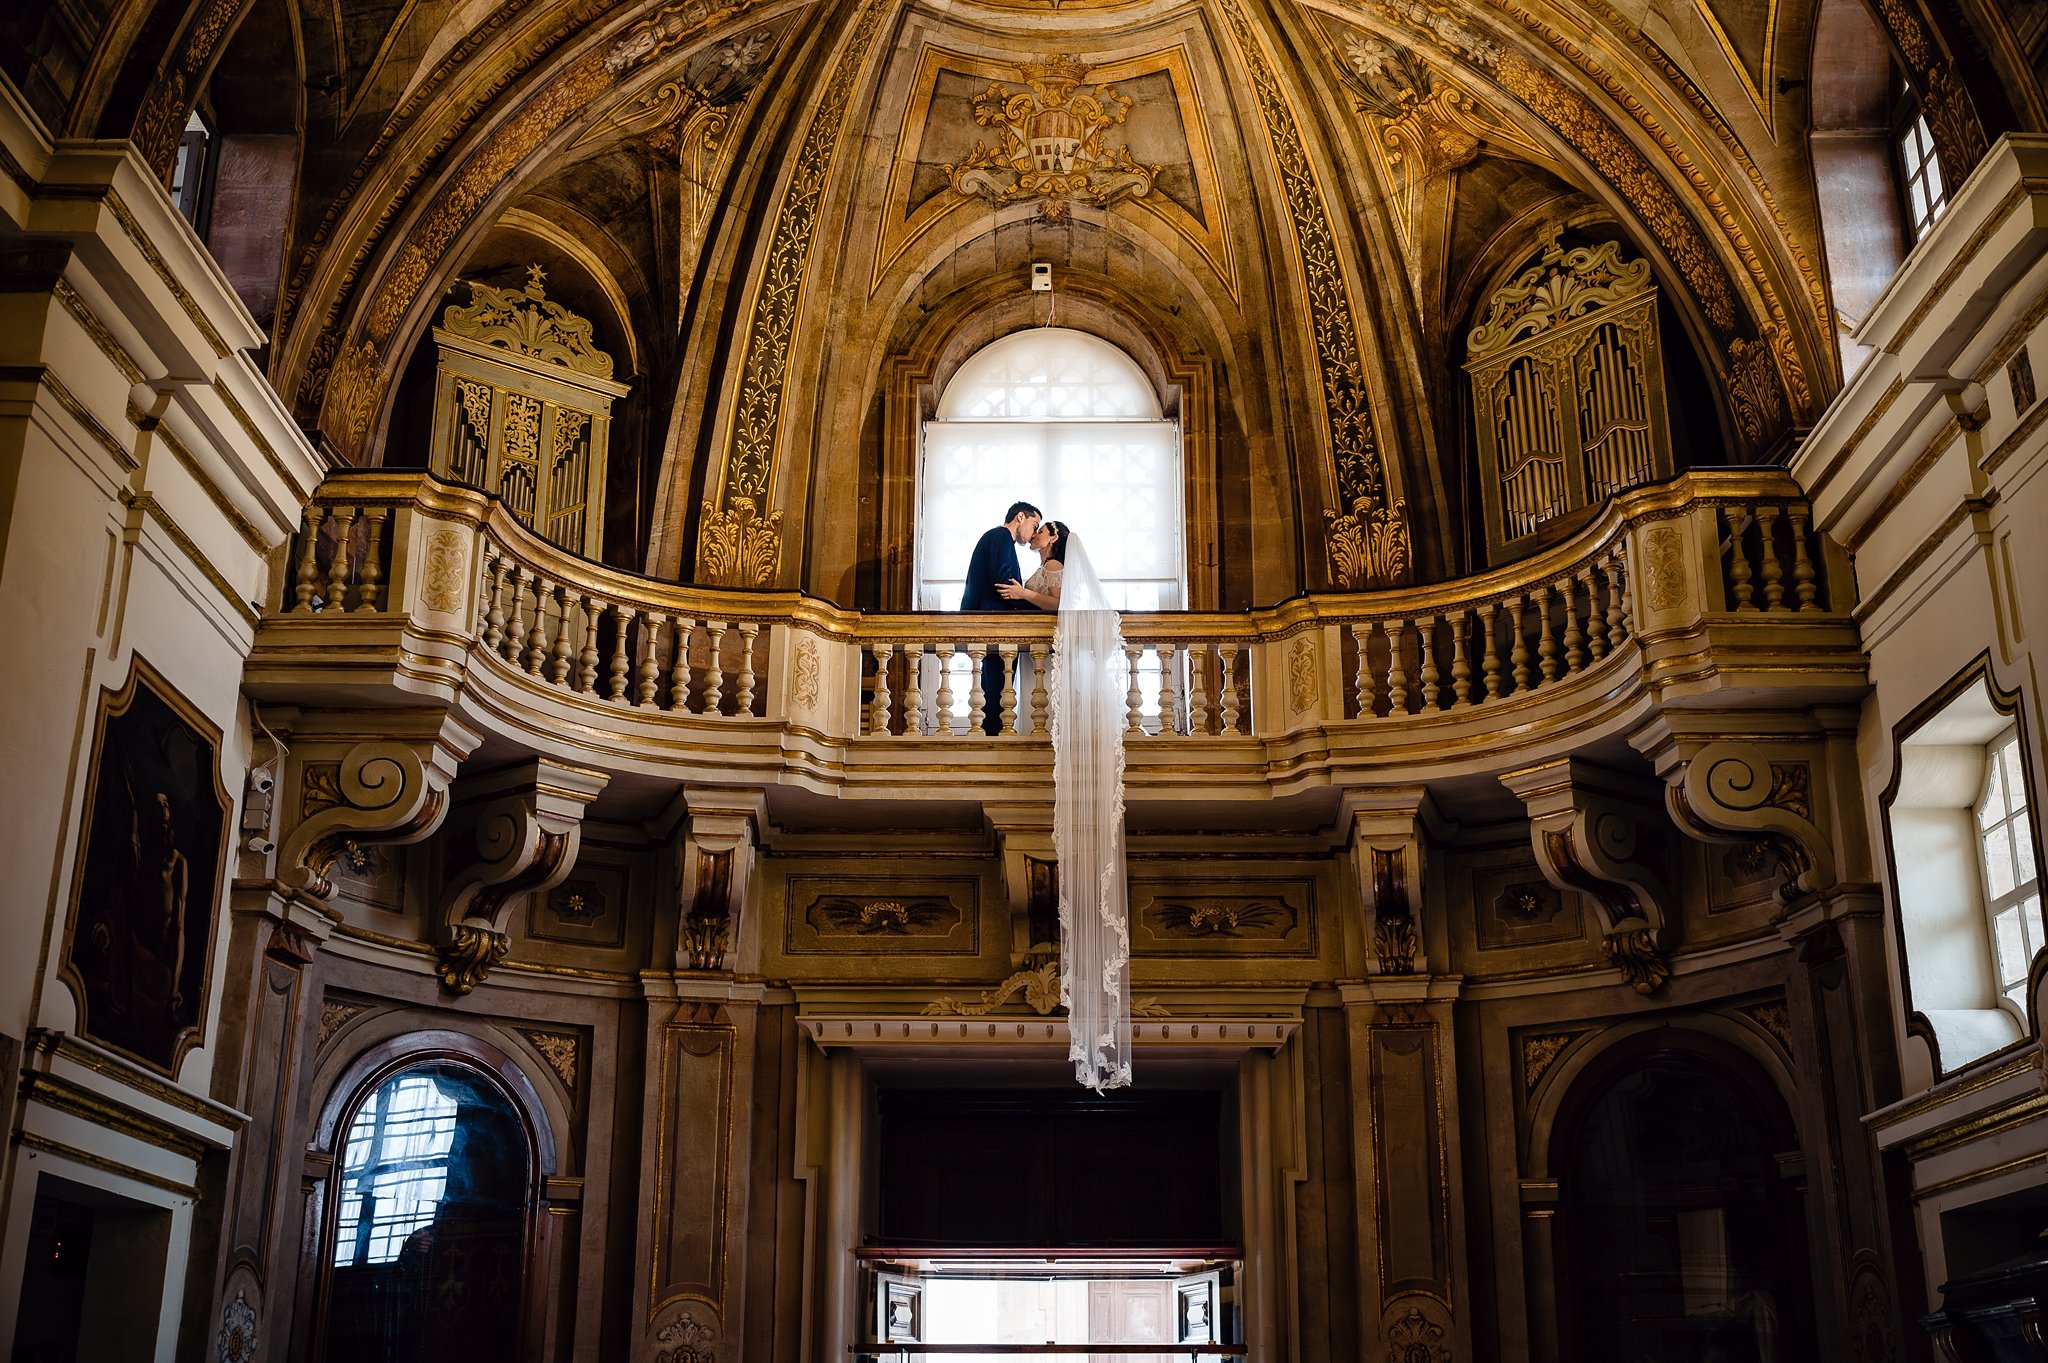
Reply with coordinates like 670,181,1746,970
1000,521,1133,1092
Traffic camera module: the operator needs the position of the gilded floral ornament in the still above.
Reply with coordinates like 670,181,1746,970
945,57,1160,223
438,923,510,994
699,499,784,586
1602,927,1670,995
1325,498,1412,589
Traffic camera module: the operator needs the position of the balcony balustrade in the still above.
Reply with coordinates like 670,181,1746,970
248,469,1861,791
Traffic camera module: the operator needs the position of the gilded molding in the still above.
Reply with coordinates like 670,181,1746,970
131,0,246,179
924,960,1062,1015
943,56,1159,222
1217,0,1406,587
520,1028,582,1093
53,281,145,385
699,0,893,571
438,923,511,993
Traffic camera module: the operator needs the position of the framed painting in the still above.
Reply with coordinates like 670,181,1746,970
60,657,231,1074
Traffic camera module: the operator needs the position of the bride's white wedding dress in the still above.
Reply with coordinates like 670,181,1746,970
1048,534,1133,1091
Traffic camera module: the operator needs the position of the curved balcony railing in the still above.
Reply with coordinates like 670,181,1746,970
261,468,1855,752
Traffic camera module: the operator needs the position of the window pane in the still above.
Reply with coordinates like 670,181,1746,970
2015,816,2037,889
1986,829,2017,897
1995,907,2029,989
2002,741,2027,813
2024,894,2045,957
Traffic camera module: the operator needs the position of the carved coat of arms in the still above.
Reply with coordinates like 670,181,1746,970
946,56,1158,222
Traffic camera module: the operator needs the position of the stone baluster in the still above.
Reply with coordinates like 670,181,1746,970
935,642,956,736
482,550,509,652
1160,643,1183,736
1351,623,1376,719
637,612,666,706
1562,573,1584,673
1509,596,1531,693
1726,508,1756,609
551,590,579,685
1605,551,1630,644
999,643,1020,735
1125,643,1146,736
325,503,358,609
606,602,632,701
1029,642,1051,735
1218,643,1242,734
1418,616,1440,711
1450,611,1473,707
736,622,760,715
704,621,729,716
357,508,388,611
1584,567,1609,661
506,567,530,665
1386,620,1409,714
870,643,895,736
1790,507,1818,610
1187,642,1210,735
1481,603,1503,701
575,597,601,694
524,577,553,674
1756,504,1786,610
1536,585,1560,684
966,641,988,736
669,619,695,709
294,506,325,611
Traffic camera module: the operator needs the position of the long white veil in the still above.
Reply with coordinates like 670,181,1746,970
1048,532,1133,1091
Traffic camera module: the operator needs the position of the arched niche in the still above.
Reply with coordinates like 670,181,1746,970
1534,1026,1814,1362
300,1027,566,1363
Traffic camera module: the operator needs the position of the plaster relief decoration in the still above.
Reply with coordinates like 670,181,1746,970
785,876,979,955
1474,874,1581,950
216,1289,257,1363
60,658,230,1074
1288,635,1320,714
520,1028,581,1093
654,1308,718,1363
881,47,1235,295
946,56,1156,222
1214,0,1409,587
1517,1027,1584,1096
1131,879,1315,957
420,524,470,613
528,863,630,948
1383,1297,1453,1363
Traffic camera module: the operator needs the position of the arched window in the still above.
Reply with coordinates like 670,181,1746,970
918,328,1185,610
320,1059,534,1363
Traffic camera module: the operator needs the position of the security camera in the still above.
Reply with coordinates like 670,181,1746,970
244,834,277,856
246,766,275,795
1031,262,1053,292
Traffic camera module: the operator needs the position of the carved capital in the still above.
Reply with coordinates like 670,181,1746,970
438,759,608,992
668,788,766,974
279,726,477,901
1342,788,1444,976
1663,740,1836,902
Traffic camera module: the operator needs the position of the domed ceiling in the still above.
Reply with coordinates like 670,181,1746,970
12,0,2032,602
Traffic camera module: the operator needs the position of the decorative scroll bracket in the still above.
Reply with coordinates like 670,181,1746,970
1635,727,1838,906
666,788,767,974
438,759,608,993
1502,758,1675,995
1340,787,1447,977
278,722,480,904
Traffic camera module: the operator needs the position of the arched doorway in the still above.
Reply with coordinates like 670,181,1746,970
1552,1038,1812,1361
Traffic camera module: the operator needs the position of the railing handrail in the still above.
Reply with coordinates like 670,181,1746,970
850,1347,1247,1356
288,465,1819,630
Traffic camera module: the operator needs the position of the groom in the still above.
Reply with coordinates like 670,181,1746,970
961,501,1041,733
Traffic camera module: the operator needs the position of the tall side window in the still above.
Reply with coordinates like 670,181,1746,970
1884,671,2046,1073
1897,113,1947,242
1977,731,2043,1009
918,328,1185,611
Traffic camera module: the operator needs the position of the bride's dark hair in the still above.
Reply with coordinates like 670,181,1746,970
1042,521,1071,564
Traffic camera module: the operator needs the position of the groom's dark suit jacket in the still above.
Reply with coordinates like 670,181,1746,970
961,526,1030,611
